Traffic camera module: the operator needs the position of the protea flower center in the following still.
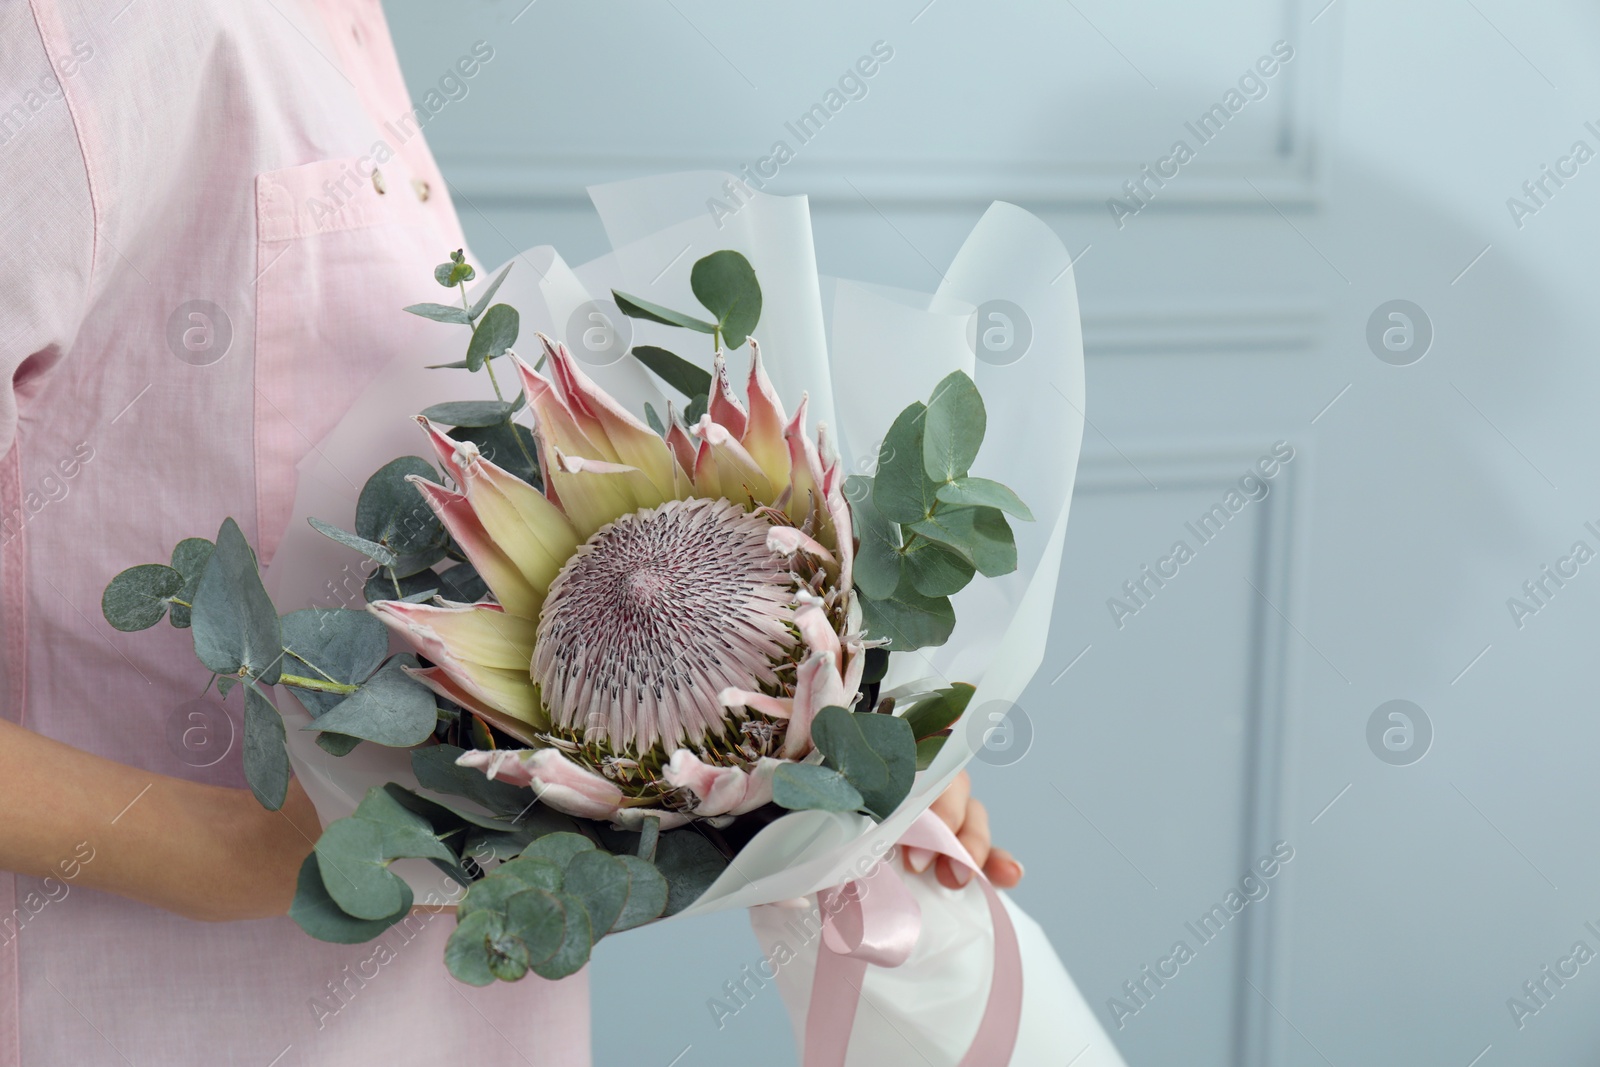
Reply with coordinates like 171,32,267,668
532,498,801,757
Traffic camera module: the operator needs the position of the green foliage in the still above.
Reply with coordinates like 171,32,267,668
306,655,437,747
466,304,519,372
443,825,671,986
653,828,728,916
243,683,290,810
307,517,398,568
808,705,916,820
167,537,213,629
772,706,919,821
632,345,712,401
935,476,1033,520
435,562,489,603
772,763,864,813
922,371,986,483
279,607,388,718
845,372,1030,650
412,744,541,817
403,302,471,325
289,853,412,944
452,422,540,486
614,251,764,368
435,250,475,288
872,402,938,525
418,397,522,429
859,573,957,652
101,564,184,631
309,786,454,922
690,250,762,348
612,291,717,334
468,262,514,321
192,517,283,685
900,683,975,741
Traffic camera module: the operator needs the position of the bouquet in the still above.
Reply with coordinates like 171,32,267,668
100,173,1098,1064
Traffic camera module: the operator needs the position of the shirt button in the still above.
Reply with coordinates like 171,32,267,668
371,168,387,194
413,179,431,202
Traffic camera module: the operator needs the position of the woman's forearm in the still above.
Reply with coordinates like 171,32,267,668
0,718,320,921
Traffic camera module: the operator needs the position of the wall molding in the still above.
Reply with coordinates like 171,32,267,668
1074,442,1300,1067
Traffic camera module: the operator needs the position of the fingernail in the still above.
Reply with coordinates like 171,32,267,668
951,863,973,888
906,846,934,874
1012,860,1026,881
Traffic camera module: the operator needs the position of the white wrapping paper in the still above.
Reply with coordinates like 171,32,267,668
261,173,1095,1055
749,873,1128,1067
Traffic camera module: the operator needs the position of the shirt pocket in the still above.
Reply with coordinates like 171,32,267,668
253,155,450,567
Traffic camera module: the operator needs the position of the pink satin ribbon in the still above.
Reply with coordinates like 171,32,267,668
802,809,1024,1067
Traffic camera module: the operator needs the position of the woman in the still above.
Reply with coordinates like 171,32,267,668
0,2,1021,1063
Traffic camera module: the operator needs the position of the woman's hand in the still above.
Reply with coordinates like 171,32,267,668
904,769,1024,890
0,718,320,923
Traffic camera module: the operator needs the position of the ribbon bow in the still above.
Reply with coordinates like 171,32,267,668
802,809,1024,1067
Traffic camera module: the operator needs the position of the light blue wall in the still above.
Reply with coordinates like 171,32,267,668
387,2,1600,1064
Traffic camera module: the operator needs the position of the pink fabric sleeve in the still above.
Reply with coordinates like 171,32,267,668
0,2,95,462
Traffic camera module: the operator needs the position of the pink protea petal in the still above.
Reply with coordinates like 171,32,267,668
708,352,748,438
783,394,827,523
547,448,665,538
741,340,790,492
414,415,471,485
691,436,721,499
510,351,618,464
455,447,580,594
457,748,626,822
368,600,536,671
767,525,835,566
404,665,543,744
664,402,697,477
695,419,774,504
664,750,780,818
405,476,543,619
793,601,842,663
824,478,855,592
541,334,679,499
717,687,794,720
783,649,849,759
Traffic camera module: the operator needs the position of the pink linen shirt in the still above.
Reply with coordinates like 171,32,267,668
0,1,590,1063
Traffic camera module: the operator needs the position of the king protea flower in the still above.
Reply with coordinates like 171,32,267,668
369,335,864,829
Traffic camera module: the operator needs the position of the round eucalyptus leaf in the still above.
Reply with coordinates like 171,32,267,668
307,655,437,747
445,909,505,987
771,762,865,815
503,888,569,967
167,537,214,629
561,851,629,943
611,855,670,932
313,817,408,921
527,891,593,980
101,563,183,631
922,370,986,483
873,402,938,525
690,250,762,348
289,853,410,945
356,456,443,556
466,304,519,371
518,832,597,869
